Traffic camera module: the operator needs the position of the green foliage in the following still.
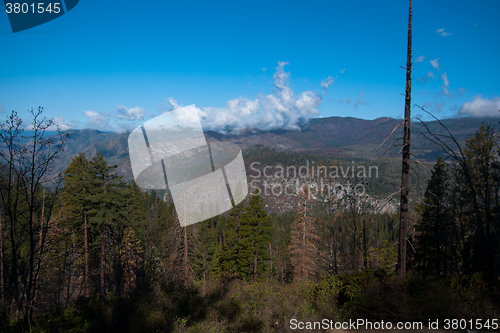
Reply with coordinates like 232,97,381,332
4,119,500,331
307,270,500,322
244,146,431,200
217,203,243,276
372,239,398,271
6,272,494,332
238,193,273,280
415,157,455,276
414,124,500,276
215,193,273,280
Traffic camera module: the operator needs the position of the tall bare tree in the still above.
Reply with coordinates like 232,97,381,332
289,185,320,281
398,0,413,275
0,107,68,325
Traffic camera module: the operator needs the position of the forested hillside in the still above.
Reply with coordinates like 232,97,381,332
0,109,499,332
45,116,499,186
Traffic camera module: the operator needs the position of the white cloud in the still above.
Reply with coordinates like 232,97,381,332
116,105,146,120
84,110,110,131
458,87,465,97
436,28,451,37
459,95,500,117
165,62,322,133
340,68,346,74
321,76,334,92
440,72,452,98
50,117,74,131
354,92,369,110
415,55,426,63
262,67,267,72
113,128,127,134
166,97,181,110
430,58,440,70
24,116,75,131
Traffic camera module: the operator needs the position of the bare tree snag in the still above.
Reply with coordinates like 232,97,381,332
183,226,189,288
0,213,4,311
398,0,412,276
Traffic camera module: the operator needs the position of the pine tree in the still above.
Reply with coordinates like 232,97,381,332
194,217,218,282
239,193,273,280
211,192,274,281
218,203,244,276
61,153,92,295
460,124,500,273
87,152,126,295
415,157,454,276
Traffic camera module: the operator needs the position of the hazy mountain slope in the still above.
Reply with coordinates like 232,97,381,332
57,129,134,180
51,116,498,182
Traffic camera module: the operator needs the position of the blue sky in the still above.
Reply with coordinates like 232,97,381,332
1,0,499,133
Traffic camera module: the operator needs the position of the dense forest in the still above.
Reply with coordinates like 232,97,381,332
0,108,499,332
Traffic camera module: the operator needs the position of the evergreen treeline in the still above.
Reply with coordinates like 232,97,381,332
414,124,500,276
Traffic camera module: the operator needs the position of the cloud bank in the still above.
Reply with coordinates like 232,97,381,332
24,116,75,131
116,105,146,121
84,110,111,131
165,62,324,133
459,95,500,117
50,117,75,131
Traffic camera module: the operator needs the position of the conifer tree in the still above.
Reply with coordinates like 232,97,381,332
460,124,500,273
61,153,92,295
238,192,272,280
415,157,454,276
87,152,126,294
218,202,244,276
194,217,219,282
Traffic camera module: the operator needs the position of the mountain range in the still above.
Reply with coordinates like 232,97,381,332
52,115,499,183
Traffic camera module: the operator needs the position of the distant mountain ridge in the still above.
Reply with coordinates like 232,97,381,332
53,116,499,182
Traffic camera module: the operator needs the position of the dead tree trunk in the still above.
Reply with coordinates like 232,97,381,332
362,217,368,269
253,251,258,281
398,0,413,276
84,214,88,296
100,224,105,295
183,226,189,288
0,213,4,311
